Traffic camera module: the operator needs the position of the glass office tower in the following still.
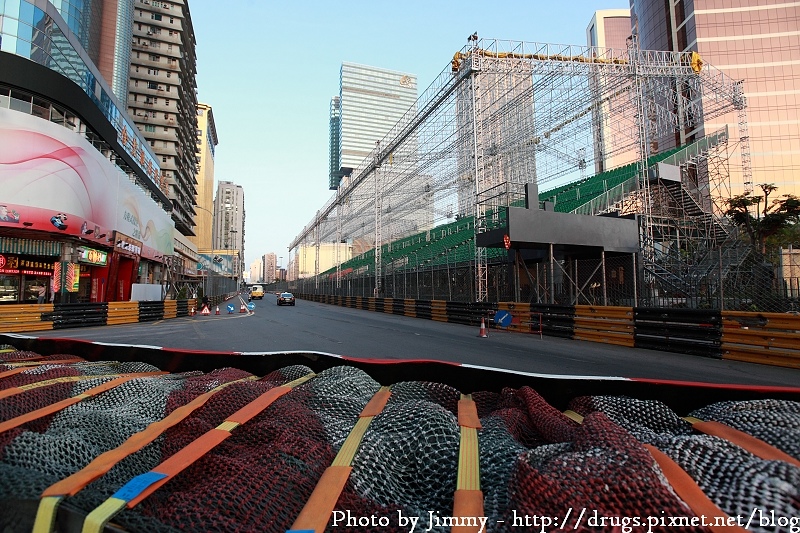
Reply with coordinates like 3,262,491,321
630,0,800,195
329,63,417,189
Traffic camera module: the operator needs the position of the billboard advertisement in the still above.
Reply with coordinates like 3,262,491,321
0,108,174,257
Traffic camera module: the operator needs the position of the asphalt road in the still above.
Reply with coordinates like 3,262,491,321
27,294,800,387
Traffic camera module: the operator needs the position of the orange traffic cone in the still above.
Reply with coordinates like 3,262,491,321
215,306,220,315
478,318,488,338
190,307,195,316
240,303,246,313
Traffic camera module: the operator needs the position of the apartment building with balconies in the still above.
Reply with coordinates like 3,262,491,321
128,0,199,236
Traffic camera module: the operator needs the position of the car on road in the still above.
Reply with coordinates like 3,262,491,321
277,292,295,306
249,285,264,300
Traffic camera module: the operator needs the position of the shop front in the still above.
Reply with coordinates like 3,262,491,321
0,238,62,304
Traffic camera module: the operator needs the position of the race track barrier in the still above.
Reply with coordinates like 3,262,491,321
633,307,722,357
0,303,55,333
721,311,800,369
298,295,799,368
0,299,198,331
574,305,635,348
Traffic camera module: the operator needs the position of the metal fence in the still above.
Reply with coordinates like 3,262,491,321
290,242,800,313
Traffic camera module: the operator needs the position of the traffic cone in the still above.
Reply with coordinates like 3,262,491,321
215,306,220,315
478,318,488,338
240,303,246,313
190,307,195,316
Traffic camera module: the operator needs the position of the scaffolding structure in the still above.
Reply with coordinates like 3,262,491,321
289,36,750,303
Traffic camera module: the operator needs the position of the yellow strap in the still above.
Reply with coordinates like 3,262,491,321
332,417,372,467
32,496,62,533
80,372,316,531
456,395,481,491
563,410,585,423
82,498,126,533
290,386,391,533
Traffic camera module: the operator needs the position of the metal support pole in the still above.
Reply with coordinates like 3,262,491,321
718,246,724,310
632,253,639,306
549,243,555,305
601,250,608,306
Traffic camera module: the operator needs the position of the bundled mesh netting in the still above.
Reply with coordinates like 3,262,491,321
570,395,800,533
0,348,798,533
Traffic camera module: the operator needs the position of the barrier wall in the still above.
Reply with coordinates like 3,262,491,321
0,299,196,331
297,294,799,369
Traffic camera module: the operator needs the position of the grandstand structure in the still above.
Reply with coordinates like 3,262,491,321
289,36,750,305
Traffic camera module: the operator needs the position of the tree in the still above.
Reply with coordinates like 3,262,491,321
725,184,800,255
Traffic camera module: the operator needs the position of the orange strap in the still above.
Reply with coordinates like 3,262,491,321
126,428,232,507
0,372,164,401
645,445,747,533
457,398,482,429
0,375,144,435
360,388,391,417
289,466,352,533
452,490,486,533
693,420,800,468
0,367,28,380
125,382,301,508
42,376,256,498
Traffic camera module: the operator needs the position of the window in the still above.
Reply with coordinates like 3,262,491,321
148,81,158,89
144,124,155,132
164,99,169,106
151,13,162,21
162,156,168,162
150,54,159,61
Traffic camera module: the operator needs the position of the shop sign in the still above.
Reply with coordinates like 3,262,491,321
113,232,142,257
77,247,108,266
0,254,53,275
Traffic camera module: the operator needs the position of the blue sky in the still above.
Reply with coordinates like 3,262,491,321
191,1,626,269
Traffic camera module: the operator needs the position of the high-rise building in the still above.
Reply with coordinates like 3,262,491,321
629,0,800,195
249,258,262,284
128,0,199,235
262,253,277,283
191,102,218,252
330,63,418,189
0,0,173,302
328,96,341,189
587,9,633,173
212,180,244,261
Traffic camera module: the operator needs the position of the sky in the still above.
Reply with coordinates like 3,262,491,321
190,0,626,270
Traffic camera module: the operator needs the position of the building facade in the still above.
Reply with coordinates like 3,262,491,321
0,0,174,303
262,252,276,283
212,181,244,281
128,0,199,235
190,102,218,252
330,63,418,189
587,9,633,173
630,0,800,196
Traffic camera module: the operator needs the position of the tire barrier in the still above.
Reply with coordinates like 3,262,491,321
299,295,798,368
574,305,635,348
0,304,54,333
0,341,797,532
0,300,198,332
634,307,722,358
722,311,800,369
44,303,108,329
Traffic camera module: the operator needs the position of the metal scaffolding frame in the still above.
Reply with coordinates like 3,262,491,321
289,36,749,302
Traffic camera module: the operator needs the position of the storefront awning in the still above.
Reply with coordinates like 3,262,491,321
0,237,62,256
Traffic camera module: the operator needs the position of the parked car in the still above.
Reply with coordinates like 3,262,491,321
277,292,295,306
